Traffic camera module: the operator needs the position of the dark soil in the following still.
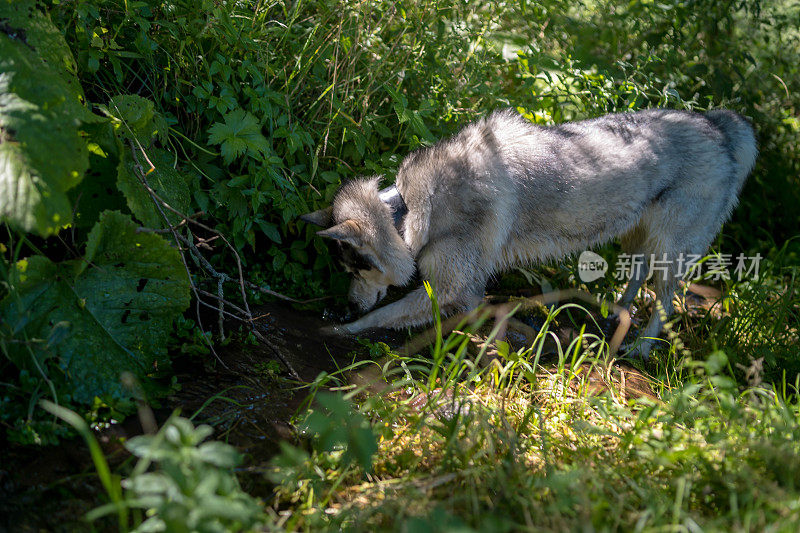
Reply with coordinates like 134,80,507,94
0,302,404,532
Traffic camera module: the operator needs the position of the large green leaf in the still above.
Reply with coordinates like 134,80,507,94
0,1,91,235
1,211,191,403
68,120,127,228
117,147,191,228
0,0,87,112
207,109,269,164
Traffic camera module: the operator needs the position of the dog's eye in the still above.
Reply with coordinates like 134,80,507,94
328,240,385,275
347,252,376,272
364,255,385,274
331,242,376,273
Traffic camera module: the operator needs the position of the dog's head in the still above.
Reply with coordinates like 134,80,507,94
300,178,415,314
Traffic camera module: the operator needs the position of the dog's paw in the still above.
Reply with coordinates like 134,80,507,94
320,324,354,336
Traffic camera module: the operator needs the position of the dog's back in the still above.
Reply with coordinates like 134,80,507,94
396,109,756,271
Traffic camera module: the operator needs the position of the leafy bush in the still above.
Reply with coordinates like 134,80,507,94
269,392,378,497
43,401,267,532
0,0,190,442
120,416,266,533
48,0,800,276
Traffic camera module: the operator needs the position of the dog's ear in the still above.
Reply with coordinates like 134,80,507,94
317,220,363,248
300,206,333,227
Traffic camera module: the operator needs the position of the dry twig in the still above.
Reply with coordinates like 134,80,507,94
128,142,302,380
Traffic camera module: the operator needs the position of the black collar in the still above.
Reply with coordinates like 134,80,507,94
378,184,407,235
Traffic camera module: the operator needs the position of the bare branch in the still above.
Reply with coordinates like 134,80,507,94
128,142,303,380
128,141,229,370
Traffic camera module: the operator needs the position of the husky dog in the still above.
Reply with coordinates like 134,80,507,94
301,108,757,357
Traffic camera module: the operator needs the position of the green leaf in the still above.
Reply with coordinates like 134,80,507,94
117,147,190,228
303,392,377,472
125,472,174,496
107,94,157,145
69,120,126,228
373,120,393,139
0,0,89,116
1,211,191,403
226,174,250,188
207,109,269,164
272,251,286,271
408,110,434,143
0,13,91,235
256,220,281,243
320,170,339,184
197,441,241,468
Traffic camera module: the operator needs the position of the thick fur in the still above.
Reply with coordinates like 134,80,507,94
304,108,757,357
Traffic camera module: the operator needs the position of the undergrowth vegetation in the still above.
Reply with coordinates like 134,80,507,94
1,0,800,530
265,308,800,531
63,301,800,531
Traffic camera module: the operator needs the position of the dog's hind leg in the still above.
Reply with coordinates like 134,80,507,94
618,213,681,358
633,264,681,358
629,207,715,358
618,272,647,310
617,225,650,309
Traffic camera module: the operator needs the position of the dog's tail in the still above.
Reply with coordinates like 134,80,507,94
705,109,758,191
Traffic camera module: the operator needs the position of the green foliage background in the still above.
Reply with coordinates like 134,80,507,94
1,0,799,444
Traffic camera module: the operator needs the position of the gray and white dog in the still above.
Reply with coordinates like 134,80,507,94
301,108,756,357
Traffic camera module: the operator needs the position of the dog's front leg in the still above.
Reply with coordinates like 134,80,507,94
343,286,438,333
323,286,449,335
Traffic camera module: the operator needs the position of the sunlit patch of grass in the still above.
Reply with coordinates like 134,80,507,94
268,293,800,531
262,250,800,530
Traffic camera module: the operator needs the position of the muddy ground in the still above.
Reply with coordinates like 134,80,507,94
0,302,407,531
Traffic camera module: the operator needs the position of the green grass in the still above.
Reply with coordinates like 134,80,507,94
267,290,800,531
49,268,800,530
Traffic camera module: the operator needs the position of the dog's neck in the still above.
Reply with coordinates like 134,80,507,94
378,184,407,236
